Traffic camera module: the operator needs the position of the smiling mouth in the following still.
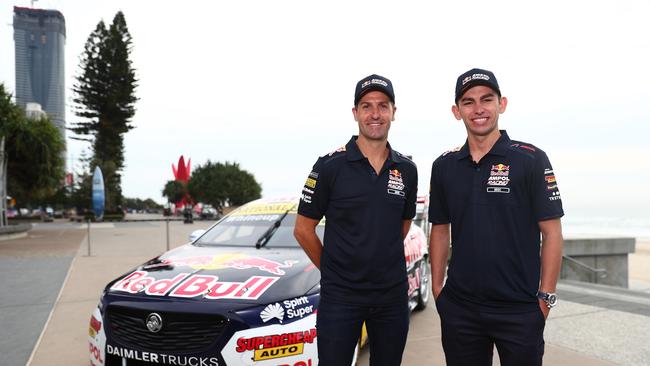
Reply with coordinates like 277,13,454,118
472,117,488,123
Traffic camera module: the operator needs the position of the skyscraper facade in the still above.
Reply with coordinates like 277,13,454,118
13,6,66,143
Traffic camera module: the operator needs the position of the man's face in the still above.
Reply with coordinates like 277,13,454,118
452,85,507,138
352,90,396,142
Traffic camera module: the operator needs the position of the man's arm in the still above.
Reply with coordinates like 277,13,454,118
538,218,564,318
294,214,324,269
402,220,412,240
429,223,450,299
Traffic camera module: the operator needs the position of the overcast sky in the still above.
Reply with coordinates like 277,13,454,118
1,0,649,221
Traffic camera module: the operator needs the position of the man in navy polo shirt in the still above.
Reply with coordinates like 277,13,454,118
429,68,564,366
294,74,418,366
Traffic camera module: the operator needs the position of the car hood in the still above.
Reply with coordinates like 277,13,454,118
106,243,320,306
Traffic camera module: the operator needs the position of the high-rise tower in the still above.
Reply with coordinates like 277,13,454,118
13,6,66,144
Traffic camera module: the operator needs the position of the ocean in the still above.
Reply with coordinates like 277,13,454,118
563,216,650,241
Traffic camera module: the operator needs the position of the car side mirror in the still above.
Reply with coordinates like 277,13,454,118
189,229,206,243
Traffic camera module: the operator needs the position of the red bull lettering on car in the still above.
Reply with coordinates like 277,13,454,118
110,270,278,300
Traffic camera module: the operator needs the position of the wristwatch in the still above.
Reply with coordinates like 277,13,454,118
537,291,558,308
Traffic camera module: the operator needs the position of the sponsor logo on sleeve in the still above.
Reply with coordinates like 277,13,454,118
328,146,346,156
442,145,462,157
304,178,317,189
544,168,561,200
548,191,562,201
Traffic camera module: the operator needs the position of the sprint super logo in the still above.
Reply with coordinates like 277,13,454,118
260,296,314,324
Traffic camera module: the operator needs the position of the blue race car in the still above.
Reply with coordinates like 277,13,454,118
89,197,430,366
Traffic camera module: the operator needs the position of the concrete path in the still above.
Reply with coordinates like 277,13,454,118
1,219,648,365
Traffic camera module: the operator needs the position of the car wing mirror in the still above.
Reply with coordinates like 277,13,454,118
189,229,206,243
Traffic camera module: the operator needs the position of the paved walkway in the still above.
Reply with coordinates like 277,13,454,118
1,219,648,365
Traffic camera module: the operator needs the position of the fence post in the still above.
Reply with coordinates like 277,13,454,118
166,218,170,251
87,219,91,256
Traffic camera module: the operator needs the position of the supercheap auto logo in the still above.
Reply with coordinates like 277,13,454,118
236,328,317,361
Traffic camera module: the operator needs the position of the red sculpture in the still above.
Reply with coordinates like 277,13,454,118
172,156,192,212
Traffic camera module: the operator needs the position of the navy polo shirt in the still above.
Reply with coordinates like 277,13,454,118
429,130,564,313
298,136,418,305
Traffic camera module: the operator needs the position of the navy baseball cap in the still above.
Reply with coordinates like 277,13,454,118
455,68,501,103
354,74,395,106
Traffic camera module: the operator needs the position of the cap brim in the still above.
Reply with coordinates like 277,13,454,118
356,87,395,105
456,81,501,103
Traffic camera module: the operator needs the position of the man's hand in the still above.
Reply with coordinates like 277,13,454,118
538,299,550,319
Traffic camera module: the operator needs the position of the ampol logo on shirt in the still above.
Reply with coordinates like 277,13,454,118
487,163,510,187
387,169,405,197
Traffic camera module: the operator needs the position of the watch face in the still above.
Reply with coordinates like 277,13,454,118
548,294,558,306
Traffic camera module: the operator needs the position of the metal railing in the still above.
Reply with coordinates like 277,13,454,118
562,254,607,282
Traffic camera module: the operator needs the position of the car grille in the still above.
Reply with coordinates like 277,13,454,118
106,305,229,352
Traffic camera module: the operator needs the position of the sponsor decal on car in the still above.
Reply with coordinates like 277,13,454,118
110,270,278,300
236,328,316,361
260,296,314,324
148,254,299,275
222,315,318,365
88,308,106,366
231,203,297,216
407,266,422,297
277,360,314,366
105,344,219,366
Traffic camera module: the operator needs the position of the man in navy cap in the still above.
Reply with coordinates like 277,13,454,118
294,74,418,365
429,68,564,365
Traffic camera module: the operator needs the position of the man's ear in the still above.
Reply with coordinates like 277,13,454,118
451,104,462,121
498,97,508,114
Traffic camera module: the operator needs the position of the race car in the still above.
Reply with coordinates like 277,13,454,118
89,197,430,366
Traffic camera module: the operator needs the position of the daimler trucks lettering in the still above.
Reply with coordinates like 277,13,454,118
106,345,219,366
110,271,278,300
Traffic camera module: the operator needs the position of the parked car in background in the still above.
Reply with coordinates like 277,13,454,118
88,197,430,366
200,205,220,220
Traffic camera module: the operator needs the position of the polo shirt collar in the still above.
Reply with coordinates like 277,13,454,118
456,130,511,160
346,135,402,163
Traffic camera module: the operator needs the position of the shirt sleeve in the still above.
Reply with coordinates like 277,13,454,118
297,158,329,220
402,164,418,220
428,159,450,224
531,151,564,221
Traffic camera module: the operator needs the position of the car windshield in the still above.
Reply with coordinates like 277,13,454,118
194,212,324,248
